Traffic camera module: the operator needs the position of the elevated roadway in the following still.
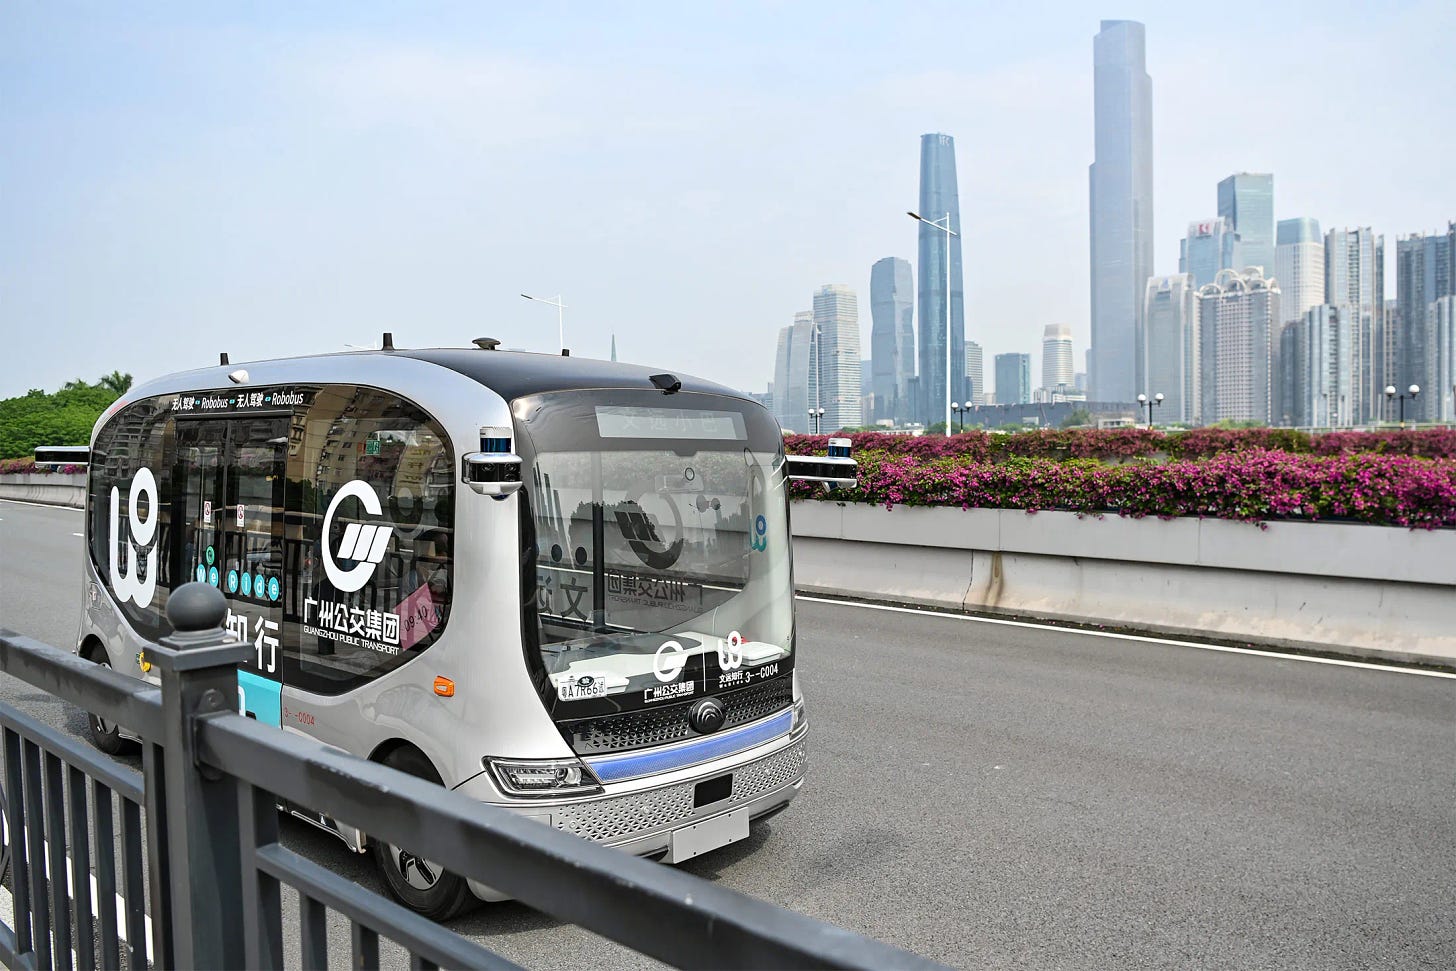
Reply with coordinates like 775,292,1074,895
2,498,1452,969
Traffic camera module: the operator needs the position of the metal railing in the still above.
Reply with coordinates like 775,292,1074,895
0,584,948,970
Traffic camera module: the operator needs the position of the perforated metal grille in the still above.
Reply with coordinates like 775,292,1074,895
552,739,806,843
561,676,793,754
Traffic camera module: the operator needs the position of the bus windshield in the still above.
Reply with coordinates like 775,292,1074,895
516,391,792,711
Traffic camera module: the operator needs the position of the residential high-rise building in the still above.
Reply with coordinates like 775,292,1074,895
1178,218,1239,289
916,134,966,428
1396,224,1456,422
813,285,862,433
1089,20,1153,404
1432,296,1456,422
1282,305,1357,427
1041,324,1074,390
870,257,915,424
1217,173,1275,275
1196,267,1281,424
994,353,1032,405
1276,218,1324,325
965,341,985,405
1143,274,1198,423
1325,227,1383,422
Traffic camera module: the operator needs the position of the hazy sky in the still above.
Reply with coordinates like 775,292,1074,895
3,1,1452,400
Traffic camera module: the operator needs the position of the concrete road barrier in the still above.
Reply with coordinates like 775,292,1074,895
791,501,1456,668
0,473,85,508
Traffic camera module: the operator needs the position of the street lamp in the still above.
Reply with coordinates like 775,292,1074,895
808,407,826,434
1136,392,1164,429
907,210,958,436
951,401,970,433
520,293,566,354
1385,384,1420,428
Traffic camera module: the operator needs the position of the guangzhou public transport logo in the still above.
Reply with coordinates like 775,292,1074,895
109,467,159,608
323,480,393,594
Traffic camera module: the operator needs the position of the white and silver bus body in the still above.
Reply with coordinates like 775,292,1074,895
76,346,821,913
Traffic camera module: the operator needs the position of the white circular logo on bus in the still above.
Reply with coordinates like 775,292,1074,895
322,480,393,593
653,640,687,683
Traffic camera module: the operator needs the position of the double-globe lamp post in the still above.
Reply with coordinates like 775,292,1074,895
1385,384,1420,428
1136,392,1164,429
808,407,826,435
907,211,957,436
950,402,970,433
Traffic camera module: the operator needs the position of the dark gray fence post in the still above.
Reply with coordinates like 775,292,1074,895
145,582,253,970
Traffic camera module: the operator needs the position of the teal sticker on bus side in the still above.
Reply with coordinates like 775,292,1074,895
237,670,281,728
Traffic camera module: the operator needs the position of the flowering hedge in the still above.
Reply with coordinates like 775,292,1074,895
786,427,1456,463
0,458,86,475
787,448,1456,529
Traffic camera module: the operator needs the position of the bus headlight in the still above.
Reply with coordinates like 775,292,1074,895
487,757,603,798
790,698,807,735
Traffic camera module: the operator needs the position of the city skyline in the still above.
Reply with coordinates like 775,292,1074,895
3,4,1453,400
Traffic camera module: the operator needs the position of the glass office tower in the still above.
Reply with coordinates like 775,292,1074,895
916,133,966,427
1217,173,1275,276
870,257,915,424
1089,20,1153,404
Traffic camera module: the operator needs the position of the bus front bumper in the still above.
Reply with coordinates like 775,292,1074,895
462,727,807,902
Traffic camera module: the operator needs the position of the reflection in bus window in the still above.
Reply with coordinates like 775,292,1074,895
282,387,455,695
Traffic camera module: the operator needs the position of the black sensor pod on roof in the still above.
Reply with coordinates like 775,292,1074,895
219,352,230,365
472,337,501,350
649,373,682,394
382,332,395,351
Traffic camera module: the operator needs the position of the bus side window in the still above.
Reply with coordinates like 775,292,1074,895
88,397,175,640
282,386,456,696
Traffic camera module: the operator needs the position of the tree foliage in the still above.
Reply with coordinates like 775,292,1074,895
0,377,126,459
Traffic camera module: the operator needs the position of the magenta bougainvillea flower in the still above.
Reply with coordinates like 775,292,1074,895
785,432,1456,529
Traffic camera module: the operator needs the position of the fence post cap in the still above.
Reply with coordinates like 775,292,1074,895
166,582,228,633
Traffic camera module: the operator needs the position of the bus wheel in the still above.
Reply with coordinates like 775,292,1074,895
371,747,476,921
86,656,133,756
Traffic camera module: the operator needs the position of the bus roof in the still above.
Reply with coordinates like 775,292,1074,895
396,347,744,403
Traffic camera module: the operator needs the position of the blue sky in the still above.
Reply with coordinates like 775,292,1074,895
2,1,1452,399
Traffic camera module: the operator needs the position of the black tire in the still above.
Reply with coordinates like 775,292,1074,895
86,655,134,756
370,747,476,921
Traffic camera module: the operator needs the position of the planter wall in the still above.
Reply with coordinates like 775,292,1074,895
790,502,1456,667
0,473,86,508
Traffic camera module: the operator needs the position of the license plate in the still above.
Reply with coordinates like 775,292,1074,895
556,674,608,701
666,807,750,864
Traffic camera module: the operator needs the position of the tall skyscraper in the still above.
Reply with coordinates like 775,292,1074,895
812,285,862,433
772,325,793,430
1089,20,1153,404
965,341,985,405
1179,218,1239,289
1143,274,1198,423
1276,218,1324,324
870,257,915,424
1396,224,1456,422
916,133,966,428
784,311,816,432
994,353,1032,405
1217,173,1275,275
1325,227,1383,422
1196,268,1280,424
1042,324,1074,390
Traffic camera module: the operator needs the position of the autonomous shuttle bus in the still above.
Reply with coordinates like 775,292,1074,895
76,340,854,918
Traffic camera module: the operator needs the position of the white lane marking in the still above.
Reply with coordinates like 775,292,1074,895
796,595,1456,680
71,533,84,538
0,835,156,956
0,499,83,511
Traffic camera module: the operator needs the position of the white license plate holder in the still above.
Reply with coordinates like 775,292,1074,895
666,808,750,863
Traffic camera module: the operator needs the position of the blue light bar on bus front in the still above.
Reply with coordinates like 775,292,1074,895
585,709,793,783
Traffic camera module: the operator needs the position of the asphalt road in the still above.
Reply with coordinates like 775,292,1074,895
2,497,1454,970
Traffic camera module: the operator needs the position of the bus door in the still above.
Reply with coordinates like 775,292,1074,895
174,416,288,727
